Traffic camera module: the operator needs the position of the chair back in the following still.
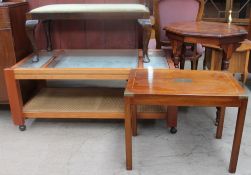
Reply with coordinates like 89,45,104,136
154,0,204,48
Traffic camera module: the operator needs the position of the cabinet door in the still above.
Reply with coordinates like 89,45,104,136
232,0,250,19
0,29,16,103
0,7,11,29
204,0,227,19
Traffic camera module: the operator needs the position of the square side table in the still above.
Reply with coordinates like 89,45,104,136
124,69,248,173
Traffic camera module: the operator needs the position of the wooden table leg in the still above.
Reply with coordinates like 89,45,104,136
170,40,183,68
25,20,39,62
167,106,178,134
132,105,137,136
124,97,132,170
229,99,248,173
180,44,186,70
4,69,25,131
216,107,226,139
215,107,221,126
221,43,239,71
218,42,242,143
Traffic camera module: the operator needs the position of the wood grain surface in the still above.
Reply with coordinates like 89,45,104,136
126,69,246,97
164,21,247,38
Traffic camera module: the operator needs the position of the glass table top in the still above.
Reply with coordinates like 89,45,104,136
16,49,169,69
18,49,139,69
49,50,139,69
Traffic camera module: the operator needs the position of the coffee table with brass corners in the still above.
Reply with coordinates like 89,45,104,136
124,69,248,173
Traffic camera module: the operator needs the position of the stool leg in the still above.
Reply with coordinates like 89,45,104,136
137,19,151,63
216,107,226,139
25,20,39,62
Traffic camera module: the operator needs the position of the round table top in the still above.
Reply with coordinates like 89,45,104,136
164,21,248,38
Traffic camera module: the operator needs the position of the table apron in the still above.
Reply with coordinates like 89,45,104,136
184,36,220,46
13,69,131,80
166,32,221,46
129,95,243,107
14,74,129,80
166,32,247,46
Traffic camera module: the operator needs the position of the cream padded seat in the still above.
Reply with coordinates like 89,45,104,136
30,4,149,14
28,4,150,20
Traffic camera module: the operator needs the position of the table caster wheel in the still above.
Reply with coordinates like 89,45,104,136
215,121,219,126
170,127,177,134
19,125,26,131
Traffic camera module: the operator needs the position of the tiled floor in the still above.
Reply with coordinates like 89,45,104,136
0,62,251,175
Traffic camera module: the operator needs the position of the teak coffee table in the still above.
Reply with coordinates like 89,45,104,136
124,69,248,173
5,49,178,169
4,49,174,130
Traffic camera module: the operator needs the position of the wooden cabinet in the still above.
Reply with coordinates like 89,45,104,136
0,2,32,104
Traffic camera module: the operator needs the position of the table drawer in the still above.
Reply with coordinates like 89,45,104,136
0,8,10,29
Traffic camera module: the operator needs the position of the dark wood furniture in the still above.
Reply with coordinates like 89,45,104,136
124,69,248,173
25,3,152,63
0,1,32,104
164,21,248,70
152,0,204,70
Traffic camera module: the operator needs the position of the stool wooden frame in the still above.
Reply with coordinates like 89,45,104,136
25,3,152,63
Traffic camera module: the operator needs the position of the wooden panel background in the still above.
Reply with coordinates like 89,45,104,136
28,0,146,50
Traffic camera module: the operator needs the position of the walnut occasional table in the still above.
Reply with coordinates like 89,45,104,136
124,69,248,173
164,21,248,70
